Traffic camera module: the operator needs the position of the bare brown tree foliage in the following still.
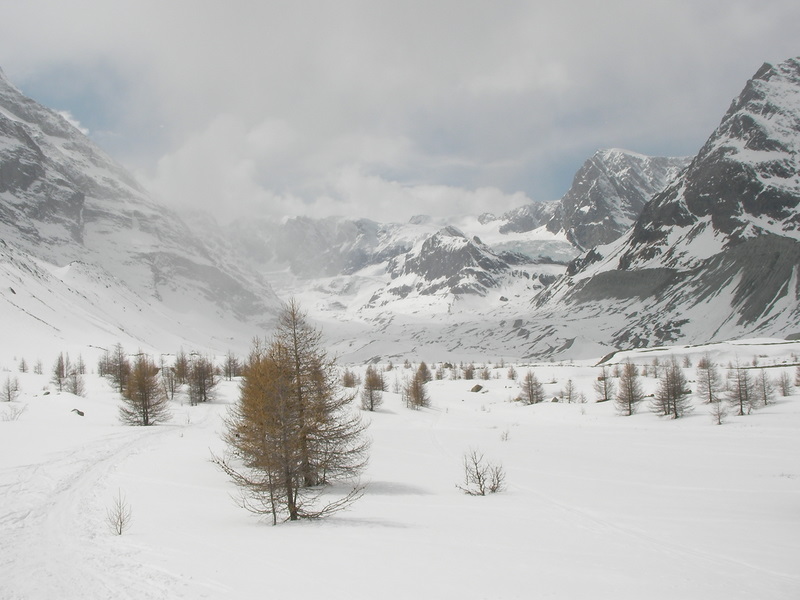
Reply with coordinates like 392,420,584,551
106,489,133,535
727,359,755,416
615,361,642,416
696,354,723,404
519,370,545,405
109,343,131,393
651,357,691,418
561,378,577,403
651,357,661,378
417,361,432,383
215,301,369,523
457,448,505,496
223,350,241,381
188,354,217,405
778,371,794,397
51,353,67,392
119,353,172,426
174,348,190,386
405,366,430,409
360,365,385,411
755,369,776,407
341,368,358,388
795,365,800,387
463,363,475,380
593,366,615,403
507,365,517,381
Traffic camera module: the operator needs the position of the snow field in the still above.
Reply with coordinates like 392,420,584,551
1,341,799,599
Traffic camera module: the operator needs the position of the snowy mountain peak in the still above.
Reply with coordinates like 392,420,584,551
615,56,800,273
534,56,800,351
553,148,690,250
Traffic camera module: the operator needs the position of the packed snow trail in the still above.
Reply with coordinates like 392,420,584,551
0,386,230,600
1,419,179,598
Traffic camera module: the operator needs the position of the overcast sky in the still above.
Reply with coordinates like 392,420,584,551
1,0,798,223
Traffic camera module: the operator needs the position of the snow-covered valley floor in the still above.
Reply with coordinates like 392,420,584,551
2,341,799,599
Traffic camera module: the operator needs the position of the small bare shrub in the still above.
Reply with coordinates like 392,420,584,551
457,448,506,496
1,403,27,421
106,489,133,535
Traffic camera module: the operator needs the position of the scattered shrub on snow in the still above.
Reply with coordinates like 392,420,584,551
457,448,505,496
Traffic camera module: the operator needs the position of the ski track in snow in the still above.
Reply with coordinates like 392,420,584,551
0,425,188,599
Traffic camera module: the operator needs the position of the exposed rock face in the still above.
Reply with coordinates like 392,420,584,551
385,226,525,297
497,149,688,251
536,57,800,348
550,149,689,250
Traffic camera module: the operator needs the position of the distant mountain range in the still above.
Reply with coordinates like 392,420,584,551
1,58,798,362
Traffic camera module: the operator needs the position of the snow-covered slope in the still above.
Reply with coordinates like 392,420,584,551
2,341,799,599
0,68,281,358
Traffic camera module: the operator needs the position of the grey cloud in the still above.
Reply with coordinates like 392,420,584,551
1,0,798,222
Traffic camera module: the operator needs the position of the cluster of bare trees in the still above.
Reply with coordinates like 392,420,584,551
651,357,691,418
51,352,86,396
518,371,545,405
214,300,369,524
118,353,172,426
99,343,223,426
403,362,431,409
2,376,20,403
602,353,797,423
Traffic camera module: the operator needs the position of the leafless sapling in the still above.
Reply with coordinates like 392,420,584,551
106,489,133,535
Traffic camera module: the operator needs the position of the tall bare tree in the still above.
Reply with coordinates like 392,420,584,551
593,366,615,403
272,298,369,486
561,378,577,403
652,357,691,418
174,348,189,386
188,354,217,405
696,354,723,404
755,369,775,407
778,371,794,397
215,306,369,523
405,366,430,409
223,350,241,381
51,353,67,392
615,361,642,416
360,365,385,411
727,359,754,416
108,343,130,393
519,370,545,405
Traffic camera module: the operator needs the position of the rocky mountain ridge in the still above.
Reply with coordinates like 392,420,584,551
533,57,800,350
